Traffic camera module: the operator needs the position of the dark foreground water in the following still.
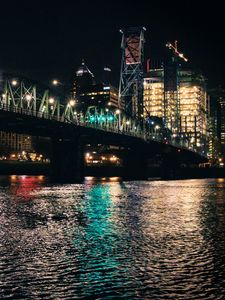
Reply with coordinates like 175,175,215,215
0,176,225,299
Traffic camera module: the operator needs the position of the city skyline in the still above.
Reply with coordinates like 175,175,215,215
0,1,224,88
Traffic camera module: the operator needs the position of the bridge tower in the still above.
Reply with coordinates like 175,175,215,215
119,27,146,120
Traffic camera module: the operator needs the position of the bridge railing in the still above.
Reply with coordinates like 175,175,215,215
0,102,145,139
0,102,59,121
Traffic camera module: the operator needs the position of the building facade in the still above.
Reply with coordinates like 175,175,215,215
179,70,207,150
208,87,225,165
79,84,120,110
72,60,121,111
143,68,208,152
0,132,33,156
143,69,164,119
71,60,95,100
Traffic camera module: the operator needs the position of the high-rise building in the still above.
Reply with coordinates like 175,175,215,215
143,69,164,119
71,59,95,99
219,93,225,155
164,59,179,133
78,83,120,110
179,70,207,149
143,68,208,151
208,87,225,163
72,60,122,111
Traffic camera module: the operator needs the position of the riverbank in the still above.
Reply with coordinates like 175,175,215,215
0,161,51,175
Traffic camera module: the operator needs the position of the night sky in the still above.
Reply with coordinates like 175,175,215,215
1,1,224,88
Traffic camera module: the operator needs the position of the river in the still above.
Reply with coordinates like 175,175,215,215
0,176,225,299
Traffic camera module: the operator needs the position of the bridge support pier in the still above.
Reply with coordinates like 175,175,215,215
51,137,84,183
161,150,181,180
122,150,148,180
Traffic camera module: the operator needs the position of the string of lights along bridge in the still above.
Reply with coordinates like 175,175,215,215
0,27,209,159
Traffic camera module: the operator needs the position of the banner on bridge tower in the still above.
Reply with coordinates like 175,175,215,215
125,35,141,65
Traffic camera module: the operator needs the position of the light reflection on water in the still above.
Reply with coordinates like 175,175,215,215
0,176,225,299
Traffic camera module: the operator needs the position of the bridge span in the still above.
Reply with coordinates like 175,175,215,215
0,77,207,181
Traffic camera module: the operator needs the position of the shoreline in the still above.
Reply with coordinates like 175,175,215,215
0,161,225,179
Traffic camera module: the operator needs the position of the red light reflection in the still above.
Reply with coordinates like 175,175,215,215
9,175,45,201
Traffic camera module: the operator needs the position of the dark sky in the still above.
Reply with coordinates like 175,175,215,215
1,0,225,88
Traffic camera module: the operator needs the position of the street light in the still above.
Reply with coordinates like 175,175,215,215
49,97,55,104
52,79,62,86
25,94,32,101
126,120,130,132
11,80,18,86
51,79,68,104
115,109,120,132
69,99,76,107
155,125,160,140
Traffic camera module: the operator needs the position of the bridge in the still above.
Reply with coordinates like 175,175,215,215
0,76,207,182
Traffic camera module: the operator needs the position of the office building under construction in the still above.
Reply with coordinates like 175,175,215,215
143,68,207,151
143,69,164,119
179,70,207,149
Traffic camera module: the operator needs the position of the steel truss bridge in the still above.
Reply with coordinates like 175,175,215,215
0,76,207,181
0,77,204,152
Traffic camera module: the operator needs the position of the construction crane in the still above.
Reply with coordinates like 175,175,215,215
166,40,188,62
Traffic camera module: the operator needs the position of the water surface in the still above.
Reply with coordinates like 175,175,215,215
0,176,225,299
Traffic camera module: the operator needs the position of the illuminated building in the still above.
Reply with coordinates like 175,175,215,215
79,84,120,110
71,59,95,99
0,132,33,154
72,60,121,110
143,68,208,151
179,70,207,150
219,94,225,155
85,152,121,166
143,69,164,119
208,87,225,163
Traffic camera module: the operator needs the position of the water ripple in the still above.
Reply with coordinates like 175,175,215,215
0,177,225,299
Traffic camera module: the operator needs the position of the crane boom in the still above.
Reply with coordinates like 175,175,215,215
166,40,188,62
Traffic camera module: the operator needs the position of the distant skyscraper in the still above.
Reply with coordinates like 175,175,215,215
219,94,225,154
71,60,122,111
208,89,221,163
208,87,225,161
78,83,120,111
71,59,95,99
